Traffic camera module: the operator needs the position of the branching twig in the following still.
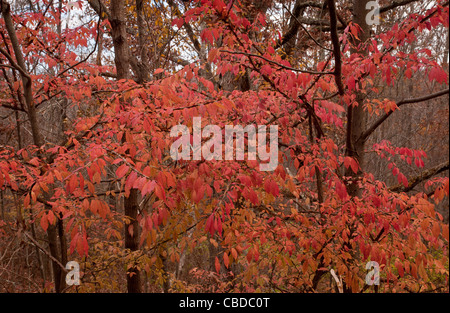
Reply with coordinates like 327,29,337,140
390,160,449,193
359,89,449,144
327,0,344,95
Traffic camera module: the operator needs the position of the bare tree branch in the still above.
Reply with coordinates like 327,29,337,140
380,0,422,14
23,231,68,272
87,0,111,19
220,49,333,75
167,0,202,54
327,0,344,95
0,47,31,79
390,161,450,193
359,88,450,143
279,1,333,52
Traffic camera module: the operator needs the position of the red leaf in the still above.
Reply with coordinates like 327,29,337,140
392,167,400,176
142,180,156,197
90,199,100,214
47,210,56,225
215,217,222,235
347,76,356,91
40,214,48,232
270,180,280,197
77,232,89,257
344,157,359,174
398,173,408,187
336,181,348,201
68,175,78,193
70,232,79,255
244,188,260,205
429,66,448,84
396,260,404,277
442,225,449,241
238,175,252,187
172,18,184,28
260,65,273,76
246,248,253,263
208,49,219,63
125,171,138,191
116,164,129,179
154,183,166,201
231,248,238,260
193,184,205,204
253,246,260,262
206,215,215,236
24,193,30,208
215,256,221,274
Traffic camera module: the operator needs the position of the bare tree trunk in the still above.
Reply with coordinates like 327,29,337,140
97,28,104,67
110,0,131,80
339,0,371,293
135,0,149,83
109,0,142,293
1,0,66,293
345,0,371,198
123,189,142,293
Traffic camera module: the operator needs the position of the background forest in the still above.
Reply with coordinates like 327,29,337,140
0,0,449,293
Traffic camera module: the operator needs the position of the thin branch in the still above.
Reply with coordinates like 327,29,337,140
279,1,332,52
87,0,111,19
167,0,202,54
220,49,333,75
0,46,31,80
23,231,68,272
359,88,449,143
390,161,449,193
327,0,344,95
380,0,422,14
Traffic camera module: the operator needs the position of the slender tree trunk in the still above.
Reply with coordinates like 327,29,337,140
1,0,66,293
109,0,142,293
345,0,371,198
340,0,371,293
29,206,46,286
124,188,141,293
135,0,149,83
110,0,131,80
47,224,65,292
96,28,104,67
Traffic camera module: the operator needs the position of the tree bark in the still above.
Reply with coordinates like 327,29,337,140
124,189,142,293
109,0,142,293
110,0,131,80
135,0,149,83
345,0,371,198
1,0,66,293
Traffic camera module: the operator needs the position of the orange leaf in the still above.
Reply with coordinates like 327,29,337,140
208,49,219,63
442,225,449,241
223,252,229,269
68,175,78,193
231,248,238,260
395,260,404,277
40,214,48,232
432,222,441,238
